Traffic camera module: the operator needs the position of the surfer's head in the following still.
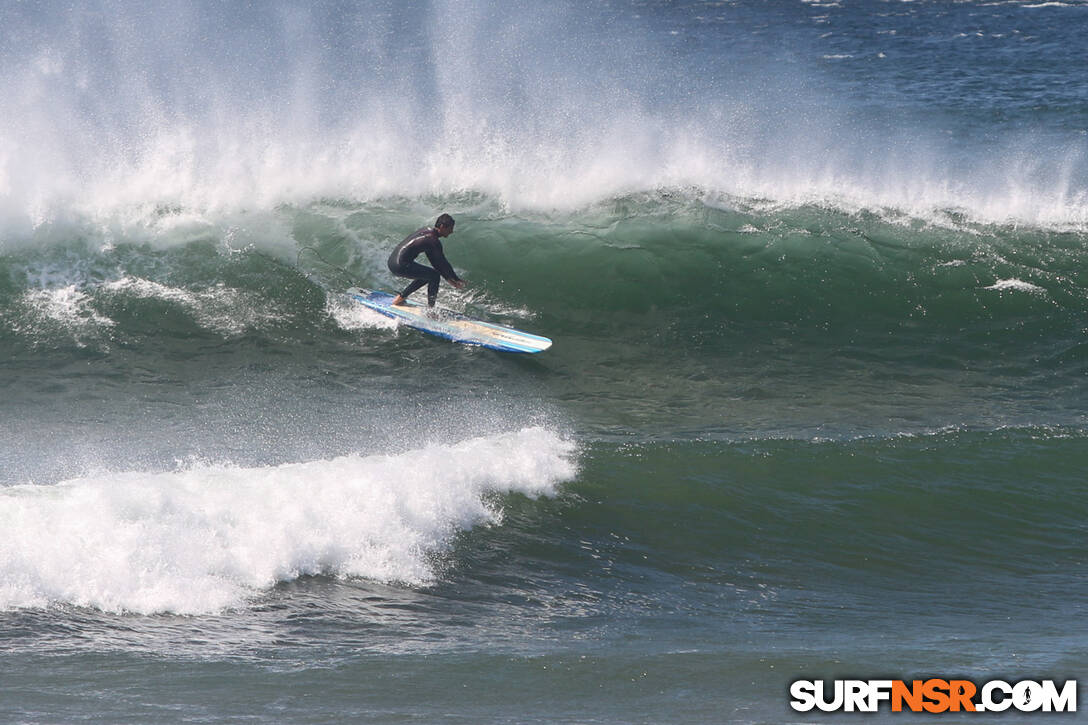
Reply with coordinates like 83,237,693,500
435,213,455,237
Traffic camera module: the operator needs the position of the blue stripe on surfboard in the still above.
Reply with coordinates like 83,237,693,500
346,288,552,353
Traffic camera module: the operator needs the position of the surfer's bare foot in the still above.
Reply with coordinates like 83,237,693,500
391,295,406,306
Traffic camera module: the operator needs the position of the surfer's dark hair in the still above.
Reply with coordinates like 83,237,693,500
435,213,455,229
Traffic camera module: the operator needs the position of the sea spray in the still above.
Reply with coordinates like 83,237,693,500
1,0,1086,230
0,427,577,614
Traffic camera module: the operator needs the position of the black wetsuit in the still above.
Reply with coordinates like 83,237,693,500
387,227,461,305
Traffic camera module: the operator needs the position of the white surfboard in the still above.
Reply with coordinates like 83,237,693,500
346,288,552,354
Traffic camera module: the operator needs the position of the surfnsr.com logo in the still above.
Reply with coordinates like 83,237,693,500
790,679,1077,714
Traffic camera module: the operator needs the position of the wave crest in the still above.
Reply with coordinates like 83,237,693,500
0,427,578,614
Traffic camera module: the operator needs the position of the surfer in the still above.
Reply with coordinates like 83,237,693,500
388,214,465,307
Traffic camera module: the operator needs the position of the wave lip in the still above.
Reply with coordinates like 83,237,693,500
3,0,1087,233
0,427,577,615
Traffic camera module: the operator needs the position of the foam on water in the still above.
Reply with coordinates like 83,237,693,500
103,276,286,336
13,285,116,347
326,292,399,333
984,278,1048,294
7,274,289,348
0,427,578,615
1,0,1086,235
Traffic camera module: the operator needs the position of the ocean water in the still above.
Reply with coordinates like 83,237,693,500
2,0,1087,722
